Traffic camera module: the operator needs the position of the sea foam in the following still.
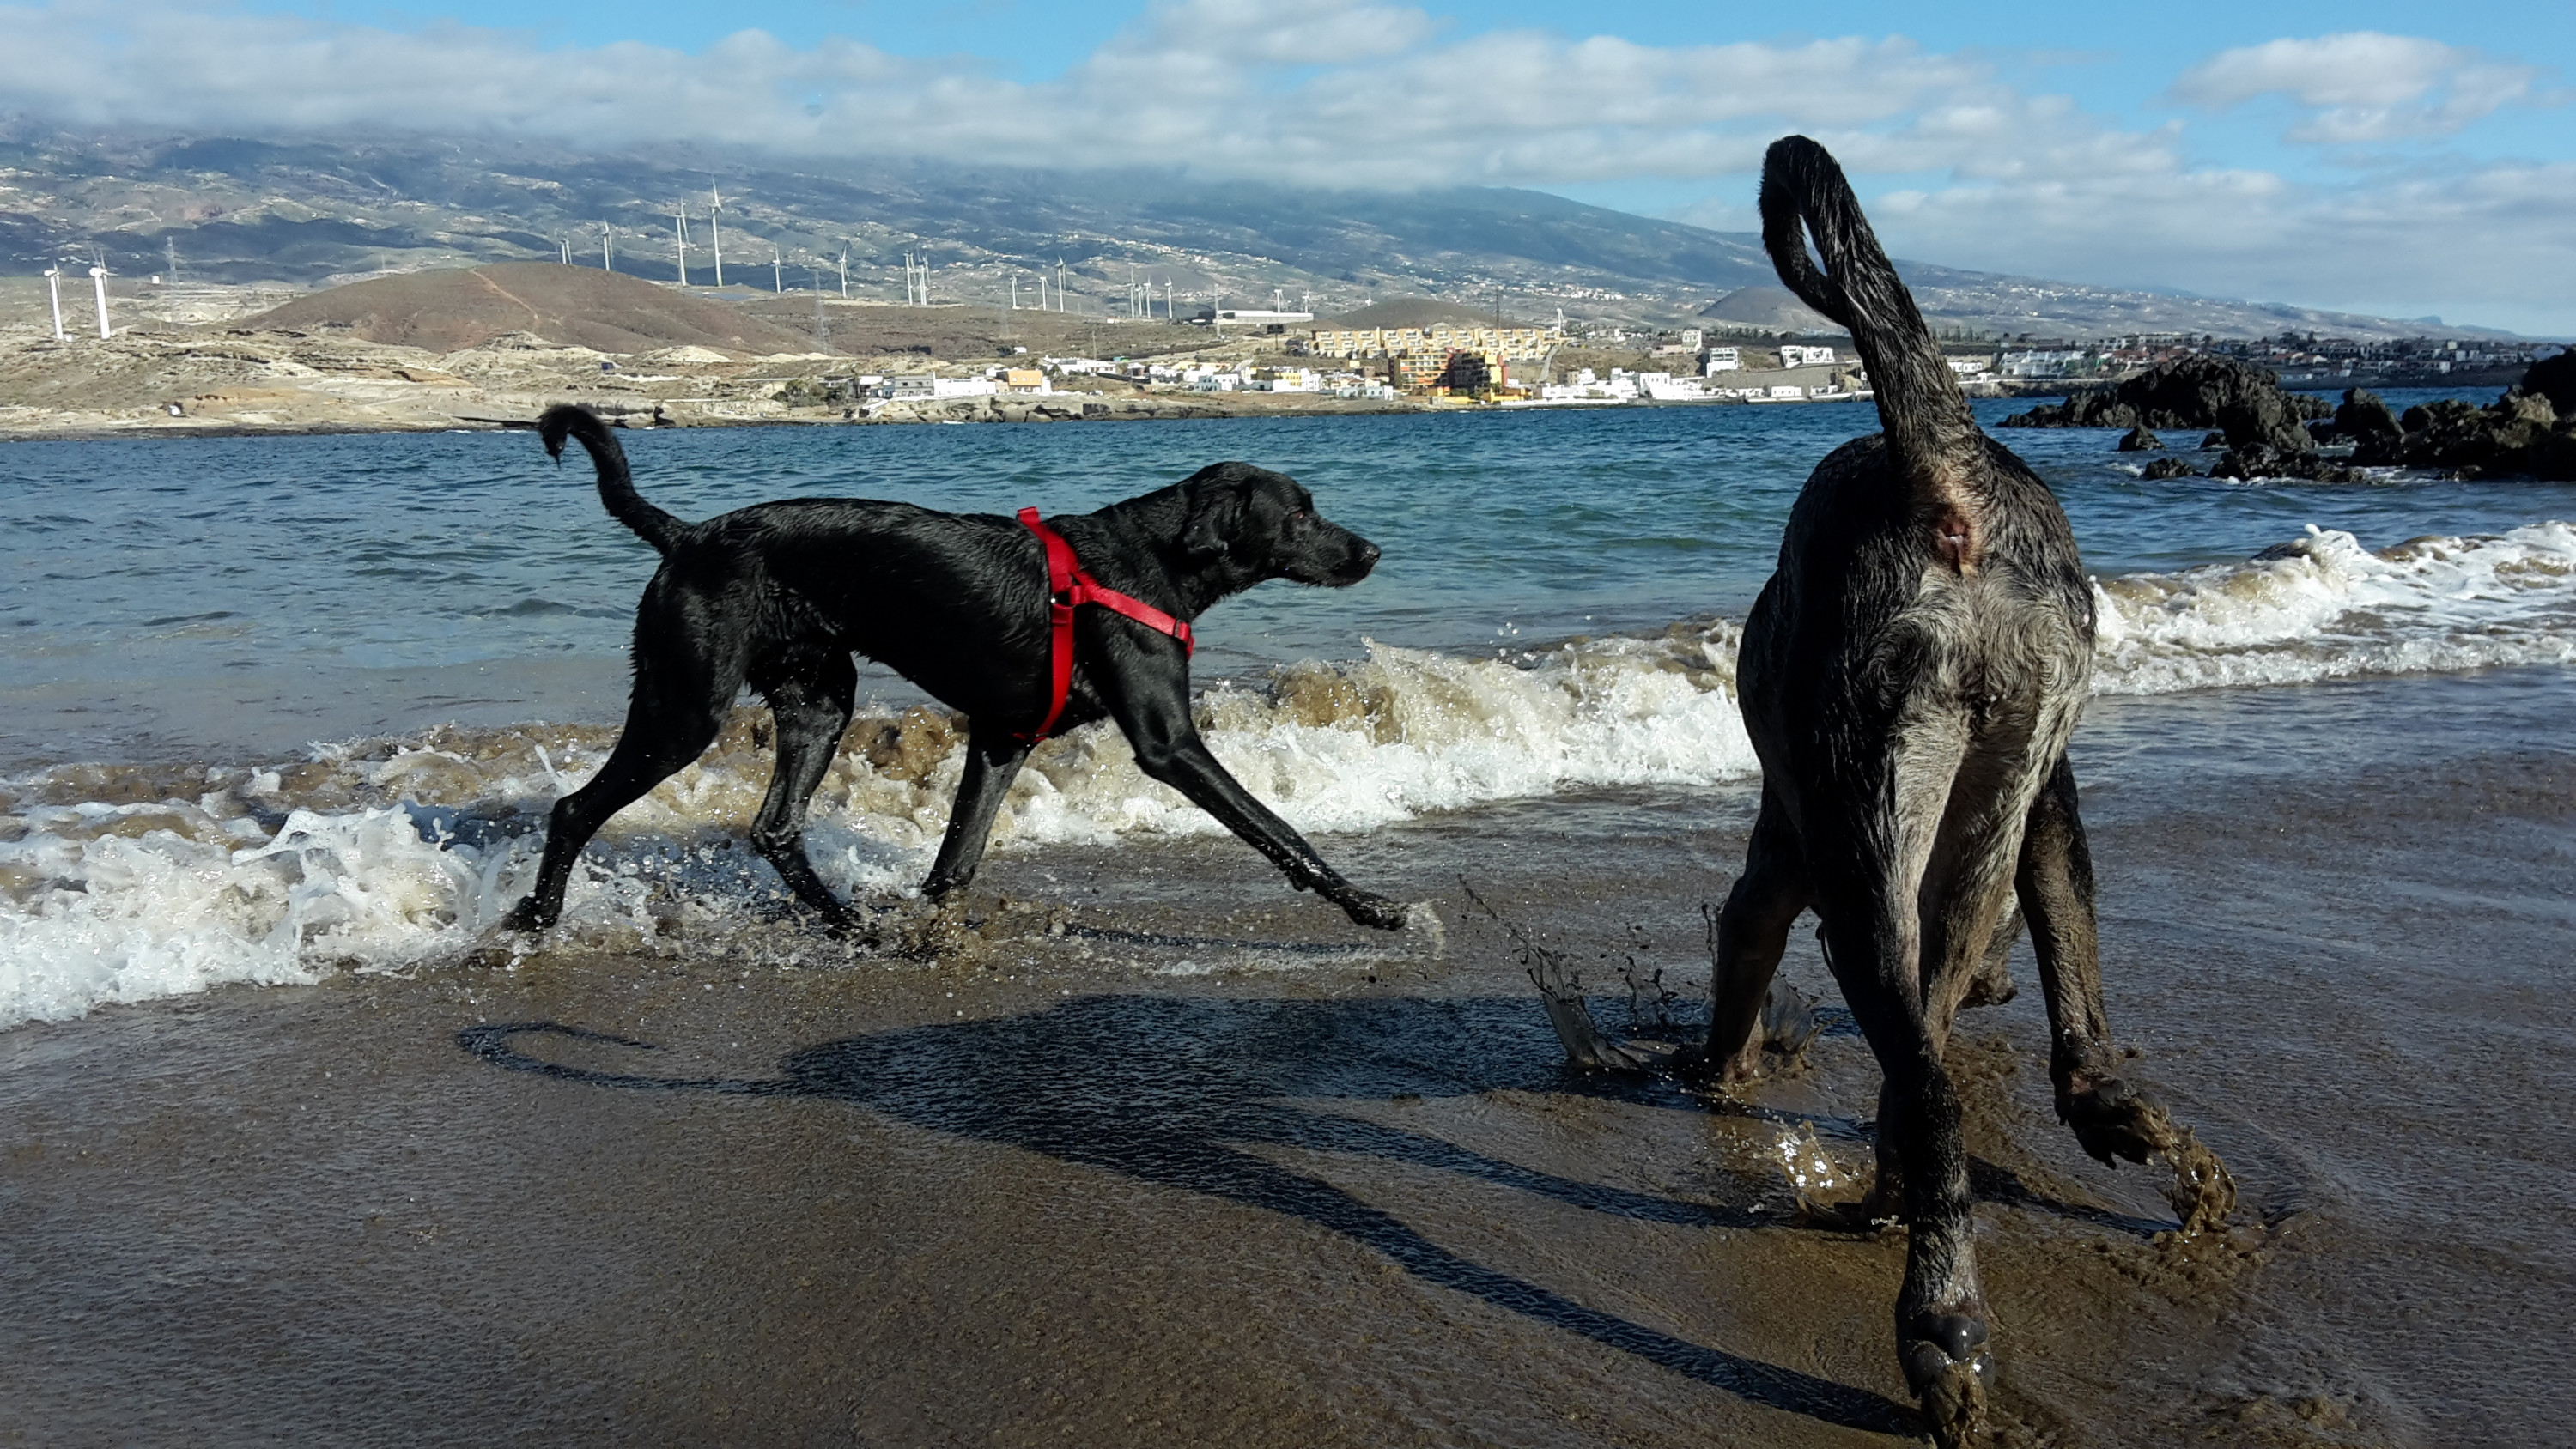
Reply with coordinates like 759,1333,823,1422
7,521,2574,1027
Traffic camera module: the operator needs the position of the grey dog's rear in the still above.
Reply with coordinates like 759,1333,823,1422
1702,136,2215,1446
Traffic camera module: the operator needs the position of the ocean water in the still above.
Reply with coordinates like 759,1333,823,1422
5,386,2573,1027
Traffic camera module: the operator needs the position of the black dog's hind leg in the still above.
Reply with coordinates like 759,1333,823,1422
748,647,862,929
920,724,1034,902
1106,671,1405,931
507,617,741,931
1704,787,1814,1082
2020,754,2161,1167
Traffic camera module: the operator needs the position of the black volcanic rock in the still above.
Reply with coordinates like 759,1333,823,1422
2201,430,2227,449
2333,388,2403,445
2117,425,2166,451
2002,355,2327,454
2141,457,2199,480
2366,386,2576,477
2208,442,2364,482
2521,349,2576,415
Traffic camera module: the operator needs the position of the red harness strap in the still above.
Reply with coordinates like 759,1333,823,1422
1016,507,1194,741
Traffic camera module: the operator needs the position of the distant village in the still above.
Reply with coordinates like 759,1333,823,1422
3,258,2560,439
826,310,2558,414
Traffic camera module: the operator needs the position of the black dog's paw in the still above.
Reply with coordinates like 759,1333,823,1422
1338,891,1411,931
2057,1073,2164,1167
501,896,554,933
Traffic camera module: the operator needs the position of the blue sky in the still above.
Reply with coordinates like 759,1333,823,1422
9,0,2573,330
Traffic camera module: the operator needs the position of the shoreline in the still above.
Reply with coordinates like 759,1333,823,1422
3,672,2570,1446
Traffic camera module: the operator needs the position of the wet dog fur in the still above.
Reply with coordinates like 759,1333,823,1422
1699,137,2194,1445
504,405,1406,937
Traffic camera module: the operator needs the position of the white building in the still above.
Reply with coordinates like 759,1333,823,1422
1702,347,1741,374
1999,349,2092,379
1780,344,1838,367
1204,308,1315,326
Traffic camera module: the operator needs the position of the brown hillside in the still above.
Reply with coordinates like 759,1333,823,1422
240,264,828,355
1326,298,1536,330
1698,285,1844,336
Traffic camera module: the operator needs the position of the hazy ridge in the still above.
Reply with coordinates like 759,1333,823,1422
0,125,2521,341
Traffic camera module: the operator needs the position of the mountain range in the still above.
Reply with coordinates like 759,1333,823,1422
0,124,2519,342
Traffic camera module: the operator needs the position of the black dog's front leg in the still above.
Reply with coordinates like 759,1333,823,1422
1107,682,1405,931
920,725,1033,901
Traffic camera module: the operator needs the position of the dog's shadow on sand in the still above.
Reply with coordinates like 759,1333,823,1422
460,993,1916,1435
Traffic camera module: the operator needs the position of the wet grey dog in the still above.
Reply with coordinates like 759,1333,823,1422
1699,138,2223,1446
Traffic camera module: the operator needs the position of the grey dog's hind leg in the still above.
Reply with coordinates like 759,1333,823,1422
2021,756,2237,1225
2019,754,2162,1166
1705,788,1814,1082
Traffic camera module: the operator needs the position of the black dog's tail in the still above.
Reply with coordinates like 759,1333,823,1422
1759,136,1984,519
537,403,684,554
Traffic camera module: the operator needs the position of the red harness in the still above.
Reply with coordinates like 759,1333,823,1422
1016,507,1194,741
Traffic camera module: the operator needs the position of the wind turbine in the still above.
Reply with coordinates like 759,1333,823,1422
88,254,111,339
601,223,613,274
772,245,782,294
43,265,65,341
675,205,690,284
709,183,726,288
838,247,848,300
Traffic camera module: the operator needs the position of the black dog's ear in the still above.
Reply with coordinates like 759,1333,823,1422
1182,489,1242,559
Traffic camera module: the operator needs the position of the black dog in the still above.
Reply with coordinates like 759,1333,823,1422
1698,138,2217,1445
504,405,1406,935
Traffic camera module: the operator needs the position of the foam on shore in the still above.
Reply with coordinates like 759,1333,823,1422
8,520,2574,1028
2093,522,2576,693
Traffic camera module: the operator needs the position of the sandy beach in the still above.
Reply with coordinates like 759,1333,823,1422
5,670,2567,1447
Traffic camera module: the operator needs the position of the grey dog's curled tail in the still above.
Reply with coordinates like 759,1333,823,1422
1759,136,1981,501
538,403,683,554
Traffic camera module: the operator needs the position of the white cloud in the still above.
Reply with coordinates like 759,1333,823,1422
0,0,2015,186
0,2,2567,325
2169,32,2546,142
1859,157,2576,319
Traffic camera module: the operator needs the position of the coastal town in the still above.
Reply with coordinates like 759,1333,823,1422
0,259,2558,437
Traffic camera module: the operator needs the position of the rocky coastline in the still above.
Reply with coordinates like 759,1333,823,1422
2003,350,2576,482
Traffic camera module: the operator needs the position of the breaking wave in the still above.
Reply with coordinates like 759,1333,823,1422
2092,521,2576,693
8,519,2575,1027
0,627,1752,1027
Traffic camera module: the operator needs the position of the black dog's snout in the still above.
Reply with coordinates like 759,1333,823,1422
1358,540,1381,567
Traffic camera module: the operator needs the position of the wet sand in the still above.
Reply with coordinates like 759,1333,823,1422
3,670,2570,1447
